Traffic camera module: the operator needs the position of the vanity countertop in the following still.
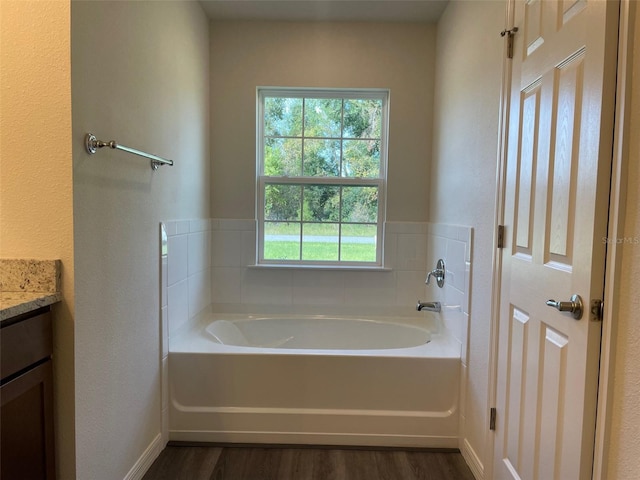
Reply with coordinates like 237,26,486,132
0,259,62,323
0,291,63,322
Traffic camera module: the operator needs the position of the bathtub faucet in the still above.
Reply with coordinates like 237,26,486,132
416,301,441,313
426,259,446,288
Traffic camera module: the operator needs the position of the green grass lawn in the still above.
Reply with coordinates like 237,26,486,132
265,222,375,237
263,222,377,262
265,241,376,262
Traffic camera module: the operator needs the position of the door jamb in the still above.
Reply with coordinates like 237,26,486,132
592,1,635,478
485,0,515,479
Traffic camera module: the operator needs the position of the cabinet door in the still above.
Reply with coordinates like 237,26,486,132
1,360,55,480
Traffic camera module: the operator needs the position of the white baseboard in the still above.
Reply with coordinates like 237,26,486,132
461,438,484,480
123,433,164,480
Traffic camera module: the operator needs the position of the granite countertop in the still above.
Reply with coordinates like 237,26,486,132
0,259,62,323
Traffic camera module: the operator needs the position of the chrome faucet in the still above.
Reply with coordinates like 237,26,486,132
426,259,446,288
416,301,441,313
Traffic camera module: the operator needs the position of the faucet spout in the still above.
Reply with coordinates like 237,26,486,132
416,301,442,313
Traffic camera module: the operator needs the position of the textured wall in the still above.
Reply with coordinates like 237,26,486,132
430,1,504,473
0,1,75,477
209,21,435,222
71,2,209,478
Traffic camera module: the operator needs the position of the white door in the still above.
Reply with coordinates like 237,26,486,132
494,1,618,479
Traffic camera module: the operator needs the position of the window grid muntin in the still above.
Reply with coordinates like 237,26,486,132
264,96,382,179
260,179,381,264
258,88,388,266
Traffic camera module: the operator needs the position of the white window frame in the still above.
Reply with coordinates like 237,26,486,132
256,87,389,267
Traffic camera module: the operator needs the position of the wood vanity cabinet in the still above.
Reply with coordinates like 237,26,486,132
1,307,55,480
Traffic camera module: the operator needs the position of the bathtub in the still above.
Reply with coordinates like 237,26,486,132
168,313,461,448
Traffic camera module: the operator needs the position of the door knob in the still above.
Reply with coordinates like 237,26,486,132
546,294,583,320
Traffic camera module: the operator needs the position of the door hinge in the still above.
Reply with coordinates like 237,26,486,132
500,27,519,59
490,407,497,430
497,225,505,249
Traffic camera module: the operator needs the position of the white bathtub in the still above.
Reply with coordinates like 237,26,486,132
169,313,461,448
205,316,432,350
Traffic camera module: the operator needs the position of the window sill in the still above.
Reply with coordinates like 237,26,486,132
248,264,392,272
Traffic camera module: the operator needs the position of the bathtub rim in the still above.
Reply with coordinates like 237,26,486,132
169,310,461,359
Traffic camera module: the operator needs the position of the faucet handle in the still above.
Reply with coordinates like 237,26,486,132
425,259,446,288
425,270,437,285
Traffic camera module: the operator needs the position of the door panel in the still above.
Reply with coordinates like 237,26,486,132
494,1,618,479
546,51,583,266
524,0,545,56
504,306,529,474
515,84,540,258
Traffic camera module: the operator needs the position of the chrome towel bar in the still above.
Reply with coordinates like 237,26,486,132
84,133,174,171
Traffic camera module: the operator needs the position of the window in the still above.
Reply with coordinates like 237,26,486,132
257,88,388,266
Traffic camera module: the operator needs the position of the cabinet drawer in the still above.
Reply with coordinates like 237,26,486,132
1,311,52,380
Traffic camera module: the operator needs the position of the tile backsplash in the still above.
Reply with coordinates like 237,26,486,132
425,223,472,351
208,219,432,316
163,219,212,336
160,218,472,333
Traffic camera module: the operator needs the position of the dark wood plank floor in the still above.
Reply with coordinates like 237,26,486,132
142,445,476,480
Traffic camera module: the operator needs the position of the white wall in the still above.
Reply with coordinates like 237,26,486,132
209,20,435,222
607,5,640,478
430,1,504,474
71,2,209,478
0,1,75,478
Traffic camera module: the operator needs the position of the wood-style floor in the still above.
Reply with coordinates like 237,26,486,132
142,444,476,480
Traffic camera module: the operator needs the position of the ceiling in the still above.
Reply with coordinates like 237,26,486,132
199,0,449,23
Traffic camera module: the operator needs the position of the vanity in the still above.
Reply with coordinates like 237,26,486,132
1,260,61,480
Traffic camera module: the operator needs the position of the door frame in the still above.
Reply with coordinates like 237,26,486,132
487,1,635,479
591,1,635,478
